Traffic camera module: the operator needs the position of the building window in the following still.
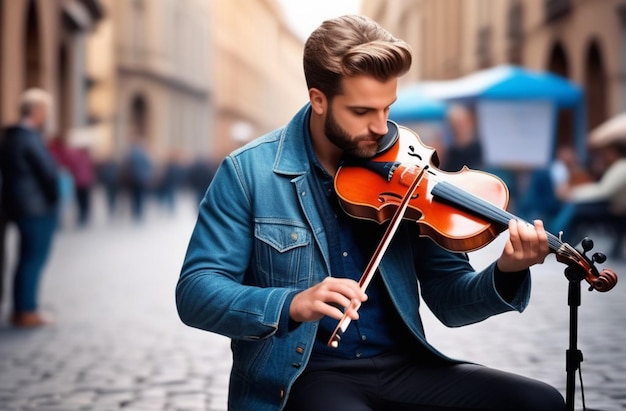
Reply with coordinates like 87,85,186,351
545,0,572,22
507,1,524,64
25,0,42,88
132,0,145,62
476,26,492,69
617,3,626,27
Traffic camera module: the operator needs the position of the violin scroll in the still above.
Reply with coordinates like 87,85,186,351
557,236,618,292
579,237,618,292
590,268,617,292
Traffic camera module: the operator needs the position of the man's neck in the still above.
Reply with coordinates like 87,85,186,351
309,113,343,176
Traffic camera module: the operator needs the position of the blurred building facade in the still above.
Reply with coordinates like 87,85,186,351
0,0,104,133
209,0,307,158
85,0,306,161
362,0,625,141
86,0,213,162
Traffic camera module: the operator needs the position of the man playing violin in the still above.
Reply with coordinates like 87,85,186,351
176,15,566,411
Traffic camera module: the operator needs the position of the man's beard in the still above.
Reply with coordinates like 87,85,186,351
324,107,383,159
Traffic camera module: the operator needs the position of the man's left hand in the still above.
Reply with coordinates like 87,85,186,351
497,219,549,273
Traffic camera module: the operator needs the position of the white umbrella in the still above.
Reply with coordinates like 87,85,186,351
588,112,626,148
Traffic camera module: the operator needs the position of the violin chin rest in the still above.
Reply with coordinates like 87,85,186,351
375,120,399,155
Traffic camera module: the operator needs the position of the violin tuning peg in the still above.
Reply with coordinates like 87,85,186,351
581,237,594,253
592,252,607,264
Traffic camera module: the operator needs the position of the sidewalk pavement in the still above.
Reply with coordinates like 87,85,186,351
0,191,624,410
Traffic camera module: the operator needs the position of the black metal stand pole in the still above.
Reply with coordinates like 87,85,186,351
565,266,585,411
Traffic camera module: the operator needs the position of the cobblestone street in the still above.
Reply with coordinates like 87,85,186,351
1,192,625,410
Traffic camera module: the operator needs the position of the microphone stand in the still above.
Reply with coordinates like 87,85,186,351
562,237,617,411
564,264,585,411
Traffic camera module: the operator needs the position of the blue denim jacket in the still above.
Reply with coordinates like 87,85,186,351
176,105,531,411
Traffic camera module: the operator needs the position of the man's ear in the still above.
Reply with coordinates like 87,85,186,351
309,88,327,116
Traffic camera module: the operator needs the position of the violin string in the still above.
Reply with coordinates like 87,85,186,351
420,176,593,278
394,164,599,285
430,180,566,253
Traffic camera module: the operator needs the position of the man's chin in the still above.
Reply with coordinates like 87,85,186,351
346,145,379,159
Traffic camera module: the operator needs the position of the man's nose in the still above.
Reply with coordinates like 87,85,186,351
370,112,388,136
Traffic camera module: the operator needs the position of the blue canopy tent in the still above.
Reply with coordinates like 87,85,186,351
388,84,449,156
418,65,586,163
412,65,586,216
389,84,448,122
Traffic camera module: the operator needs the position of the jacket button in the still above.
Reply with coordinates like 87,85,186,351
295,346,304,354
279,388,285,399
291,232,299,241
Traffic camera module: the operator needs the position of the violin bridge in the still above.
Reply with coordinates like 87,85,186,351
398,165,427,187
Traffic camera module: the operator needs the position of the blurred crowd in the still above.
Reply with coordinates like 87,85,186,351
440,105,626,256
92,137,217,224
34,127,216,229
0,88,217,328
522,140,626,255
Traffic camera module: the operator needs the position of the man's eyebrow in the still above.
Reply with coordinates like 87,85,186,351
346,98,398,111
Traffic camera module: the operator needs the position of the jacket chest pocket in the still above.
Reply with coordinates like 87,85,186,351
254,220,312,287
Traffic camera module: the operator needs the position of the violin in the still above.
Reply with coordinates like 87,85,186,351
328,121,617,348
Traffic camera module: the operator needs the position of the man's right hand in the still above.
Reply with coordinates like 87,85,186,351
289,277,368,323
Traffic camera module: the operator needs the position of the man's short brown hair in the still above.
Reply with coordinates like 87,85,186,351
303,15,412,100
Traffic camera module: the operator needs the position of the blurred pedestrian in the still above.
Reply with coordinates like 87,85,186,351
186,155,216,207
70,147,95,226
550,140,626,241
0,88,59,327
96,157,121,217
155,151,187,214
0,170,6,311
440,104,484,172
518,146,591,227
551,146,593,198
124,134,154,221
49,135,78,226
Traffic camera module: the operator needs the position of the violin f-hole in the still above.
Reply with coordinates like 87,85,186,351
378,192,402,203
378,192,419,203
407,145,422,160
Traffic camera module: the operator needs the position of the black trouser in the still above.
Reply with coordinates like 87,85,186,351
285,352,565,411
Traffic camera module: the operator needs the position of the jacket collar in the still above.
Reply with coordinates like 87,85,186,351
273,104,313,176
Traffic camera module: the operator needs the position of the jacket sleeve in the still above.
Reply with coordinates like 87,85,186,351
24,132,59,204
176,155,293,340
414,236,531,328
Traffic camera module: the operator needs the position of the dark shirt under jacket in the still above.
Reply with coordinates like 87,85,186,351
0,125,59,220
301,114,424,362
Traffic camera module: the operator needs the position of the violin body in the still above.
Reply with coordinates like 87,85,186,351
335,125,510,252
